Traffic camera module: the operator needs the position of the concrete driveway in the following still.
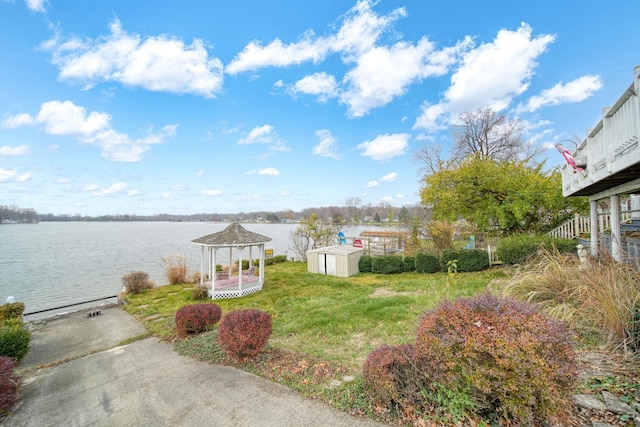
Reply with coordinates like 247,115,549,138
6,307,386,427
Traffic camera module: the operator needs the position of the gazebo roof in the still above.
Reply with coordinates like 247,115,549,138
191,222,272,247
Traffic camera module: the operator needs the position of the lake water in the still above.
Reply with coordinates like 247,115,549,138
0,222,373,318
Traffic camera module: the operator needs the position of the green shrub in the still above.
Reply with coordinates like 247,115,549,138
414,293,577,423
415,253,439,274
358,255,372,273
235,259,251,270
175,303,222,337
496,235,576,265
403,256,415,272
0,303,25,325
371,255,404,274
191,285,210,300
264,255,287,266
217,309,272,359
362,344,420,413
121,271,153,294
441,249,489,272
0,319,31,361
0,357,18,414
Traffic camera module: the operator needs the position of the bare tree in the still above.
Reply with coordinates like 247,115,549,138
289,228,311,262
413,144,455,176
453,107,540,162
344,196,361,222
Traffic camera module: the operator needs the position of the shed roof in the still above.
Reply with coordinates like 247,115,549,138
306,245,363,255
191,222,272,247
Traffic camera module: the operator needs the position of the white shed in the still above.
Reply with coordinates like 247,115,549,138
306,245,363,277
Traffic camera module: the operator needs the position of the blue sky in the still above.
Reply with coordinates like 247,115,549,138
1,0,638,216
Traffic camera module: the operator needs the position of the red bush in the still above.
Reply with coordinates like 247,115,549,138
0,357,18,413
414,292,577,423
362,344,421,412
217,309,272,359
175,303,222,337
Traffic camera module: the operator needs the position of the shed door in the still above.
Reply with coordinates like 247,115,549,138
319,254,337,276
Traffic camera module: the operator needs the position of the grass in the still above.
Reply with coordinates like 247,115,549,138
123,262,502,369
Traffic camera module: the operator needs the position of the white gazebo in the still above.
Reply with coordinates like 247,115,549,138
191,222,272,299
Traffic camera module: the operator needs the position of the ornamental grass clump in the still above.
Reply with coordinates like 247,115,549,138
414,293,577,424
175,303,222,337
162,254,189,285
502,247,640,354
217,309,272,359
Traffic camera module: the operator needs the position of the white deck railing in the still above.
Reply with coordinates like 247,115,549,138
548,211,634,239
560,66,640,197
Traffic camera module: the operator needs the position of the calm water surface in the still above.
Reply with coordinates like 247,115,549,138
0,222,299,316
0,222,373,317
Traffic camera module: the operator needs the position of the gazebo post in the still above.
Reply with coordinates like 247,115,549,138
259,243,265,284
199,246,205,287
214,247,218,299
238,246,244,290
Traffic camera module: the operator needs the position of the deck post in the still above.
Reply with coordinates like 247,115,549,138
590,200,599,257
611,195,622,262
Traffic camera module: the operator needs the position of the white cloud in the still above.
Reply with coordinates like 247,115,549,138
239,124,289,153
378,196,394,204
25,0,46,12
414,23,555,131
83,184,98,191
0,145,30,156
92,182,127,196
380,172,397,182
239,124,277,144
4,100,176,162
127,190,142,196
201,189,223,196
366,180,379,188
56,178,70,184
43,19,224,98
258,167,280,176
227,0,403,74
358,133,409,162
290,72,338,102
312,129,340,159
196,170,205,177
520,75,603,112
280,190,291,197
2,169,33,183
2,113,33,128
341,37,470,117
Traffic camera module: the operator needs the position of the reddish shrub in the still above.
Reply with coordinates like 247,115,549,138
414,292,577,423
362,344,422,412
0,357,18,413
217,309,272,359
175,303,222,337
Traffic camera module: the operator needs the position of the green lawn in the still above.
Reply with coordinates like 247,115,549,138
122,261,505,369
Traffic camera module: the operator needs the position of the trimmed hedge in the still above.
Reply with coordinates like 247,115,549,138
0,357,18,414
0,303,25,325
175,303,222,337
217,309,272,359
371,255,404,274
440,249,489,272
414,293,577,422
358,255,372,273
403,256,415,272
0,319,31,361
415,253,439,274
496,235,577,265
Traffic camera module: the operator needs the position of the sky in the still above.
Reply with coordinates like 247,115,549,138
1,0,638,216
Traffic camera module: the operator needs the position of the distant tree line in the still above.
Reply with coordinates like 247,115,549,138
1,203,427,225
